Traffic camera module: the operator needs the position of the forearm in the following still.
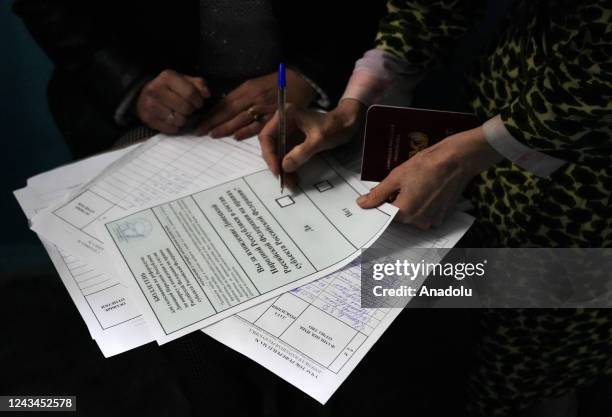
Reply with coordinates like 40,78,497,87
341,49,424,106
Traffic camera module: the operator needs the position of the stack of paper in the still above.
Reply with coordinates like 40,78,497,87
14,134,472,403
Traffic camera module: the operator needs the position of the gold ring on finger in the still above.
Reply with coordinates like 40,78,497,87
247,106,263,123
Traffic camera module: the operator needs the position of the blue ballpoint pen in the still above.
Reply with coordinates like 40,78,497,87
277,63,286,193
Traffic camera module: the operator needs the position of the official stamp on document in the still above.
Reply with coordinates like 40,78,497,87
114,218,153,242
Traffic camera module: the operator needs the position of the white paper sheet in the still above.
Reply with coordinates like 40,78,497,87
15,137,474,401
99,152,397,344
31,135,268,271
203,212,473,403
14,146,154,357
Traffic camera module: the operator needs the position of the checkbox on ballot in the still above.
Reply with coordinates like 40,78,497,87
315,180,333,192
276,195,295,208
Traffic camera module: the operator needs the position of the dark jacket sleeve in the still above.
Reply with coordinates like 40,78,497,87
13,0,148,115
276,1,387,106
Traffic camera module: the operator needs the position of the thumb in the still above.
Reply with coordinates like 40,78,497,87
282,137,322,173
281,108,326,172
356,178,399,209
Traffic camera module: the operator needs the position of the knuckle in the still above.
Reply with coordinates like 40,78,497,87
160,69,174,79
251,86,265,97
369,188,382,201
230,101,243,113
309,131,324,144
389,167,403,181
143,82,157,95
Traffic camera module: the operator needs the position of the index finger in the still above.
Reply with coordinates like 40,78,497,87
258,111,281,176
356,176,401,209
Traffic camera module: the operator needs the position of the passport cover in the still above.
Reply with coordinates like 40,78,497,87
360,105,481,182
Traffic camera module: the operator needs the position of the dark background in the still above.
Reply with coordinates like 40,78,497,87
1,0,68,274
0,3,192,416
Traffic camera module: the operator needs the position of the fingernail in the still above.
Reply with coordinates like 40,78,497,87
357,194,368,206
283,157,297,172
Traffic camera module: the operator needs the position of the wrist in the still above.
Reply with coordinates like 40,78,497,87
449,127,504,177
334,98,366,127
321,99,366,142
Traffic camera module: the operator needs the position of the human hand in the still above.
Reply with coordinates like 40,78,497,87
357,127,502,229
136,69,210,134
258,99,365,176
196,69,317,140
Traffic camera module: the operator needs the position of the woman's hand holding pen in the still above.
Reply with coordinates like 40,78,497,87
258,99,366,176
259,99,502,230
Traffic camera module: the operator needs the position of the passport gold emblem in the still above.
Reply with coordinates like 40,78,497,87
407,131,429,157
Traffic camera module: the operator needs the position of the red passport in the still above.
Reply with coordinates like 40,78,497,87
360,105,481,182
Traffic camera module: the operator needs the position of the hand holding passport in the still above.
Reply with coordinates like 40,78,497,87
360,105,481,181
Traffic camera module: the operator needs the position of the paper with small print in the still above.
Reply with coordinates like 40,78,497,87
100,152,397,344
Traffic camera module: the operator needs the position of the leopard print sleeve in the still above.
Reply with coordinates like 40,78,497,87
499,1,612,165
374,0,486,71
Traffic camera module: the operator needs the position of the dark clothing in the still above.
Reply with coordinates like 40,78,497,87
14,0,385,157
198,0,282,88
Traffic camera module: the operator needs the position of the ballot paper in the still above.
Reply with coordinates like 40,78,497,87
99,151,397,344
16,136,474,402
203,212,473,403
31,135,269,271
14,147,154,357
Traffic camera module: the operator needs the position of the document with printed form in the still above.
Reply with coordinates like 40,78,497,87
18,133,474,402
99,151,397,344
203,212,472,403
31,135,269,270
14,147,153,357
30,135,397,344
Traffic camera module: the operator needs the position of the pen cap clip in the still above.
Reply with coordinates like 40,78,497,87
278,63,286,88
